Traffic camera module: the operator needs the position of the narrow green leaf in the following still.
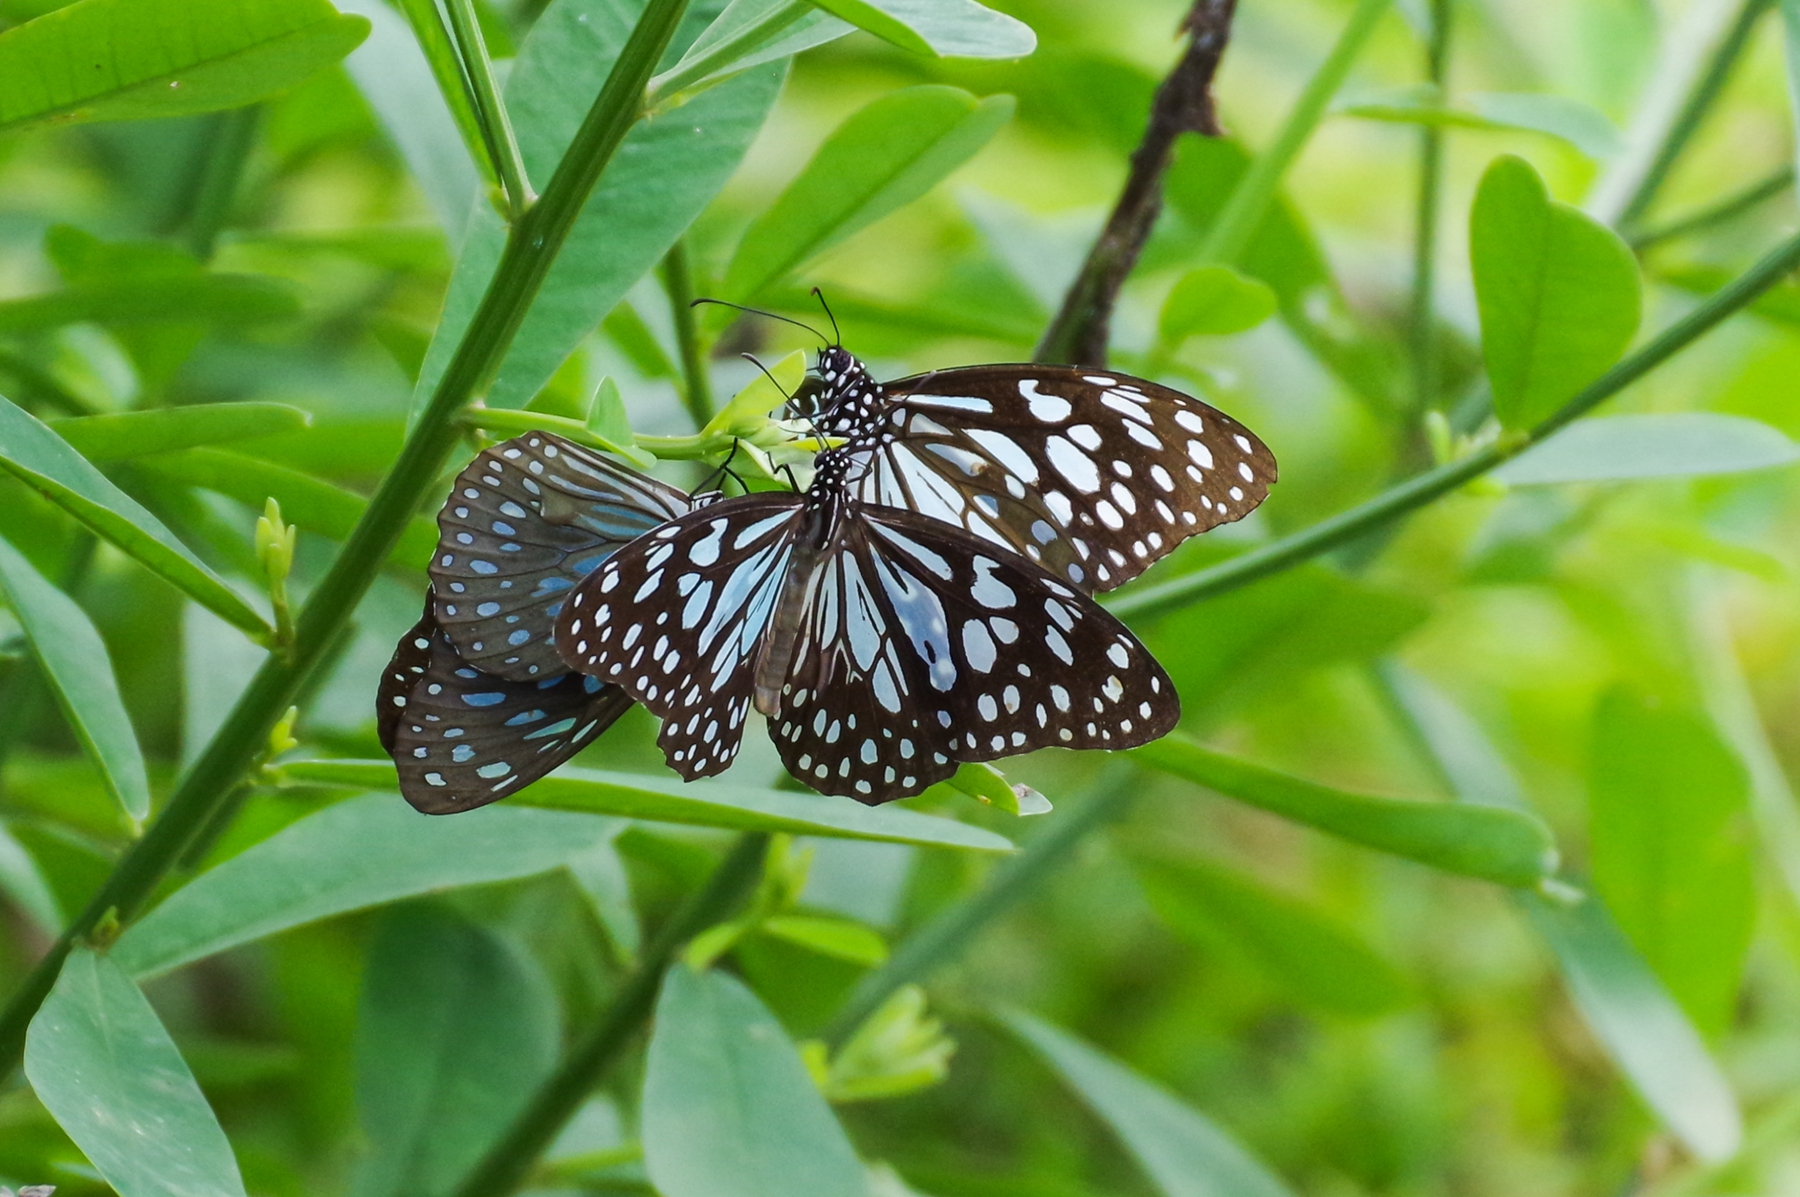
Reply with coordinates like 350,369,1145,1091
1526,892,1743,1161
276,759,1017,853
1003,1009,1297,1197
0,534,150,823
50,402,311,462
414,0,785,412
649,0,852,106
1339,86,1622,159
351,906,561,1197
0,395,271,637
1589,687,1755,1036
567,835,641,959
643,965,868,1197
133,447,440,570
725,85,1015,301
1131,733,1558,886
806,0,1034,58
1778,0,1800,192
0,0,370,135
1494,413,1800,484
1380,664,1743,1162
0,273,298,334
1133,855,1410,1018
111,794,626,979
761,913,889,965
25,948,248,1197
1158,265,1278,345
1471,155,1642,429
0,819,62,936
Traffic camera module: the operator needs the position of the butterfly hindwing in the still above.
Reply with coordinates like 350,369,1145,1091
771,505,1179,803
432,433,692,681
378,599,634,814
843,364,1276,592
555,494,804,780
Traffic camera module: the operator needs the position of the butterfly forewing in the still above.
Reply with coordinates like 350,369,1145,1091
378,599,633,814
844,365,1276,592
432,433,691,680
555,494,804,780
772,505,1179,802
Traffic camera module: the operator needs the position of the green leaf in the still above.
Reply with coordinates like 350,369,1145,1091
1132,855,1410,1018
761,914,889,965
0,273,298,334
111,793,626,979
1782,0,1800,190
1471,155,1642,429
133,447,440,570
649,0,853,106
25,948,248,1197
643,965,868,1197
414,0,785,413
0,394,271,637
805,0,1034,58
566,835,641,959
1131,734,1557,886
351,906,561,1197
1380,664,1743,1162
0,0,370,135
1339,86,1622,159
1003,1009,1297,1197
0,819,62,935
1158,265,1278,344
1493,413,1800,485
1588,687,1755,1036
811,983,954,1102
277,759,1018,853
49,402,311,462
0,534,150,823
1525,891,1743,1162
724,85,1015,301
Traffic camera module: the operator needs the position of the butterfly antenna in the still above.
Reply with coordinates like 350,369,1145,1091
810,287,841,346
743,353,824,444
692,297,828,346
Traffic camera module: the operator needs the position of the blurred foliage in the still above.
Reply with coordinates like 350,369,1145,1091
2,0,1800,1194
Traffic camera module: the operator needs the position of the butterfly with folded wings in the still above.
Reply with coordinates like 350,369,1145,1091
377,433,692,812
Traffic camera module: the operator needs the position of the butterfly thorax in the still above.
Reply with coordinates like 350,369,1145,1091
810,347,885,437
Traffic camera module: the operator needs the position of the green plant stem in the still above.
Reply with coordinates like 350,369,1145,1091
823,778,1134,1043
451,832,769,1197
661,239,714,427
443,0,536,219
1609,0,1773,231
1107,226,1800,621
1199,0,1391,267
185,106,260,261
0,0,695,1081
1407,0,1451,414
645,0,811,109
1629,166,1795,250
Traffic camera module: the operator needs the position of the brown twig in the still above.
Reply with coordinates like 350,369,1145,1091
1034,0,1237,367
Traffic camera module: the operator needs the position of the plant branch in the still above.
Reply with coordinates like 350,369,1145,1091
661,239,714,427
1628,166,1795,250
0,0,696,1080
443,0,536,219
823,777,1134,1042
1408,0,1452,414
451,832,769,1197
1106,226,1800,622
1034,0,1238,367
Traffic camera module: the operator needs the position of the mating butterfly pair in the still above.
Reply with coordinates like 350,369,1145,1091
379,357,1275,810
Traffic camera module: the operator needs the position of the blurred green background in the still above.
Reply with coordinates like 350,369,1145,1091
4,0,1800,1193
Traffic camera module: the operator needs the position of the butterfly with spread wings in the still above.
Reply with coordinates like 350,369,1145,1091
794,348,1278,592
377,433,692,812
554,448,1178,805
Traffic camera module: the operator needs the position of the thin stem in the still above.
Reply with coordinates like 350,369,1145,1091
0,0,696,1080
1036,0,1239,366
645,0,812,109
1607,0,1772,230
1628,166,1795,250
185,106,260,261
443,0,536,219
1106,226,1800,622
660,240,714,427
1408,0,1452,414
823,777,1134,1043
451,833,769,1197
1199,0,1391,267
